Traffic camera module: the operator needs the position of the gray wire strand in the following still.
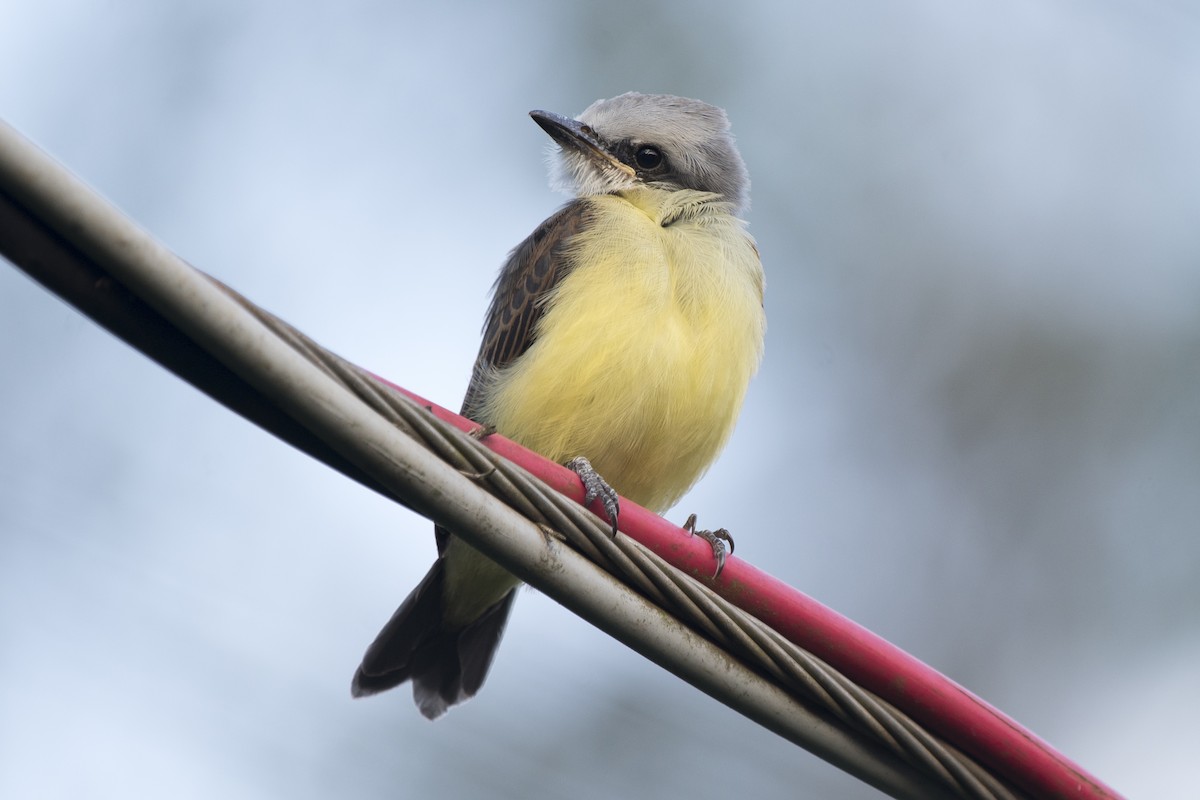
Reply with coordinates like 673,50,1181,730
222,277,1020,800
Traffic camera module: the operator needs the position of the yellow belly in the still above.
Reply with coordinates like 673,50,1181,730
480,189,765,513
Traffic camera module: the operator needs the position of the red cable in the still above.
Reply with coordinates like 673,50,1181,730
387,378,1122,800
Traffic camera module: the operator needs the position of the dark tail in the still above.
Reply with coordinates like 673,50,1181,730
351,558,517,720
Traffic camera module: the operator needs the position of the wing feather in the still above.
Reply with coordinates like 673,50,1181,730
460,200,592,420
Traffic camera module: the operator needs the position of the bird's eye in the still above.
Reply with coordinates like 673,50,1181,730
634,146,663,170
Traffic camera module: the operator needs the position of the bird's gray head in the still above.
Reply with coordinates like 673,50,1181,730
531,92,750,215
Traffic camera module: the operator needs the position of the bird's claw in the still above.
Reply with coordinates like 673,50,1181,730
567,456,620,535
469,423,497,440
683,513,734,578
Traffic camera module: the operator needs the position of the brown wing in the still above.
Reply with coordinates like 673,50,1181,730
459,199,592,421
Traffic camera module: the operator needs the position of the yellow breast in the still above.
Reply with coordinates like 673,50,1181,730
481,188,765,513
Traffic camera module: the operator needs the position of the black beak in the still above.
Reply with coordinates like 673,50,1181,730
529,110,634,176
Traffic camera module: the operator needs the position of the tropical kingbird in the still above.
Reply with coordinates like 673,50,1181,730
352,92,765,719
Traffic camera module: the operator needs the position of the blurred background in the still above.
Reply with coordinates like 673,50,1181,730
2,2,1197,797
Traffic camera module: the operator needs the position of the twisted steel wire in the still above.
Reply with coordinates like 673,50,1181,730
225,279,1019,800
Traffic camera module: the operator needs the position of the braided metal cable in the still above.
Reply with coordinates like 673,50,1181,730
220,278,1020,800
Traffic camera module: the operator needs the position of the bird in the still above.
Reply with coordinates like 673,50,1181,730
351,92,766,719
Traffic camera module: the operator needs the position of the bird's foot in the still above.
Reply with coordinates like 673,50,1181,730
682,513,734,578
469,423,497,440
567,456,620,535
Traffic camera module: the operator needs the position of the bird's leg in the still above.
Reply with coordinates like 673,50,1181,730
566,456,620,536
682,513,734,578
457,424,500,479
